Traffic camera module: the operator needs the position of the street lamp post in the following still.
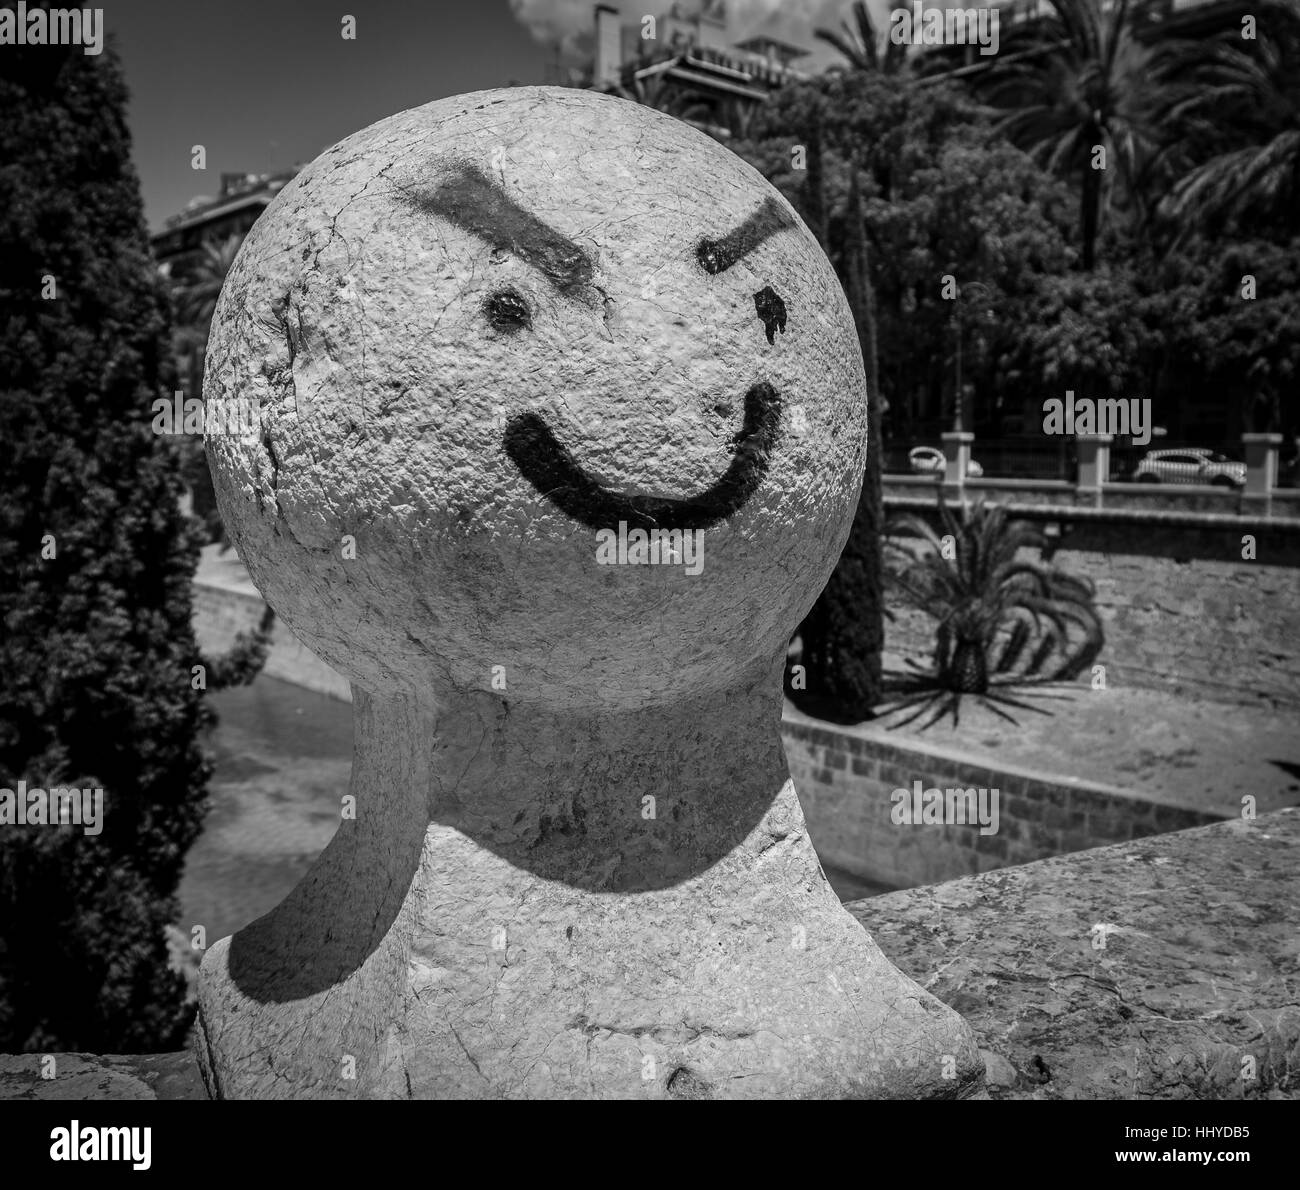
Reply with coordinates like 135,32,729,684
950,280,992,435
952,310,963,434
942,281,992,498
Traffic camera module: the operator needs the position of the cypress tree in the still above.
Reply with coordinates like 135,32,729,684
788,158,885,723
0,30,211,1050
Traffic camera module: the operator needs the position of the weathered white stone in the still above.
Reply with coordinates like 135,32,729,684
198,86,982,1098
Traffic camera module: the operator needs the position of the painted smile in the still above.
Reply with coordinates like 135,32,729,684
503,382,782,531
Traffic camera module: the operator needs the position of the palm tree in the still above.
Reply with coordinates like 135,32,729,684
177,233,242,334
718,94,761,140
172,234,241,392
815,0,911,74
170,322,207,407
879,497,1103,728
1152,0,1300,240
973,0,1162,269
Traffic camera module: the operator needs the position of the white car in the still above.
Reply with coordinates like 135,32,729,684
908,445,984,478
1132,448,1245,488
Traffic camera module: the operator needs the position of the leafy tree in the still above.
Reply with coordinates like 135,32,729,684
1012,263,1150,408
864,135,1082,435
786,78,1084,436
0,34,260,1050
1148,235,1300,436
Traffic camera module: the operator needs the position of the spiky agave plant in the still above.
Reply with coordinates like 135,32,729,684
879,497,1104,728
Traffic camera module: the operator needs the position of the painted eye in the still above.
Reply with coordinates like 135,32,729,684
696,240,724,274
754,285,787,345
484,288,532,332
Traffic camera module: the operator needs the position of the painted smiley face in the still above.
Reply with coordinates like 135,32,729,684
414,163,794,532
204,87,868,705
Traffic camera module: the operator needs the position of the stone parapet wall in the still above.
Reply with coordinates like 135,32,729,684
849,808,1300,1099
10,810,1294,1100
884,474,1300,520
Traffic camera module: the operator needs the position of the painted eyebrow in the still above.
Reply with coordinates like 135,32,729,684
696,197,796,275
408,161,595,293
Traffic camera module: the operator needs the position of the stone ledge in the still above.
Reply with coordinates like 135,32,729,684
884,484,1300,529
849,807,1300,1100
0,1051,205,1100
5,810,1295,1100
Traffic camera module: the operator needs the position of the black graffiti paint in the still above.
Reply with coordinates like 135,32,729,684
503,382,783,532
410,162,595,294
753,286,787,345
484,287,532,331
696,197,796,276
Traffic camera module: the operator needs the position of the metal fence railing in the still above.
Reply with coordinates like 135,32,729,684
970,438,1073,482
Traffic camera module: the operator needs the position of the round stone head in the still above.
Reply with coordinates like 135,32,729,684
205,86,867,707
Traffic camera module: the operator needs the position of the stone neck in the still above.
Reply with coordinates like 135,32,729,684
351,651,792,891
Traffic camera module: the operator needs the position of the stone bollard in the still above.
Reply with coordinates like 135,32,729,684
1075,433,1113,507
1242,432,1282,516
941,430,974,503
198,86,983,1100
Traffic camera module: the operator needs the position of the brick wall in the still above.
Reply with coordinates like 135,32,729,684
782,715,1225,891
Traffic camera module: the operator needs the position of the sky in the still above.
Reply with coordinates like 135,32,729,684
103,0,888,232
112,0,556,231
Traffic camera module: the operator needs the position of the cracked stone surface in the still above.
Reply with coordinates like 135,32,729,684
198,85,982,1099
850,808,1300,1099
